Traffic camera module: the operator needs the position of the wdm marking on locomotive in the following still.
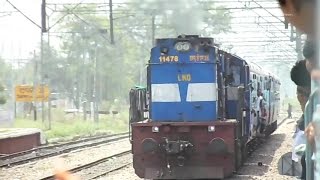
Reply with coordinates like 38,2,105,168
178,74,191,81
159,56,179,62
189,55,209,62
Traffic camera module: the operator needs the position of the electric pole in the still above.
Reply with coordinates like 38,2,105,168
109,0,114,44
93,47,99,123
151,13,156,47
41,0,47,123
33,50,37,121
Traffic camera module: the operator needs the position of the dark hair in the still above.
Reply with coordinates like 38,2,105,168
278,0,314,11
290,60,311,88
278,0,286,6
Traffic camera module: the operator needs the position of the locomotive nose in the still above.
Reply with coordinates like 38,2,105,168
207,138,228,155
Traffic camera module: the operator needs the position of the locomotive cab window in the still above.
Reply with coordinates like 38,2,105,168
229,62,241,86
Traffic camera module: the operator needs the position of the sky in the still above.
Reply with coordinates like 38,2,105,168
0,0,41,60
0,0,298,98
0,0,295,61
0,0,114,61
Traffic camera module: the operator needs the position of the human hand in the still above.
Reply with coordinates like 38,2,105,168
305,122,316,152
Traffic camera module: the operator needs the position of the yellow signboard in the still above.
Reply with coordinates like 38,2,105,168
15,85,50,102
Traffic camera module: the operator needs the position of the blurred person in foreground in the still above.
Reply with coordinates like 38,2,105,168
53,159,79,180
302,40,317,150
277,0,318,179
277,0,316,141
277,0,315,36
290,60,311,179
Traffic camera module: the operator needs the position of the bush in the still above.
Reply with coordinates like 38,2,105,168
100,100,112,111
13,111,129,141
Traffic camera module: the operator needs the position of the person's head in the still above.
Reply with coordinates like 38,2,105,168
277,0,315,35
290,59,311,111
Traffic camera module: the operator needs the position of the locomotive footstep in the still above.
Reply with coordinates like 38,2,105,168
277,152,302,176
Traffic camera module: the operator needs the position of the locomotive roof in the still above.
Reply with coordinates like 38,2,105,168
226,52,280,83
247,61,280,82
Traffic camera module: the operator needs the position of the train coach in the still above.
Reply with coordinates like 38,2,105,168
129,35,281,179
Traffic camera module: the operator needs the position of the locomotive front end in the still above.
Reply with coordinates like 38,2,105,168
130,35,239,179
131,121,237,179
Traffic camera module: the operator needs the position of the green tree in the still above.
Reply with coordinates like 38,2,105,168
0,84,6,105
56,6,143,106
0,57,13,105
36,1,232,108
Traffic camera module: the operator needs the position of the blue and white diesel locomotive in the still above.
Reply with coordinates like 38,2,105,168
129,35,281,179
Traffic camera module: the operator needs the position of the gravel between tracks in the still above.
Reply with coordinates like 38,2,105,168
105,113,300,180
0,139,130,180
1,113,298,180
75,153,132,179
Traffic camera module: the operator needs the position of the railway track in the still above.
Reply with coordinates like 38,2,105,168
246,115,289,156
102,114,291,179
0,132,129,168
40,150,132,180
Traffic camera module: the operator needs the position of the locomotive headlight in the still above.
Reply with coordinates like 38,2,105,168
182,42,191,51
175,42,191,52
175,43,183,51
152,126,159,133
208,125,215,132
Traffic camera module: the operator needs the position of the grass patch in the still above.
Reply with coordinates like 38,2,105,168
13,112,129,140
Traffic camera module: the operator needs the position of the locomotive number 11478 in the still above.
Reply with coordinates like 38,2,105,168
159,56,179,62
